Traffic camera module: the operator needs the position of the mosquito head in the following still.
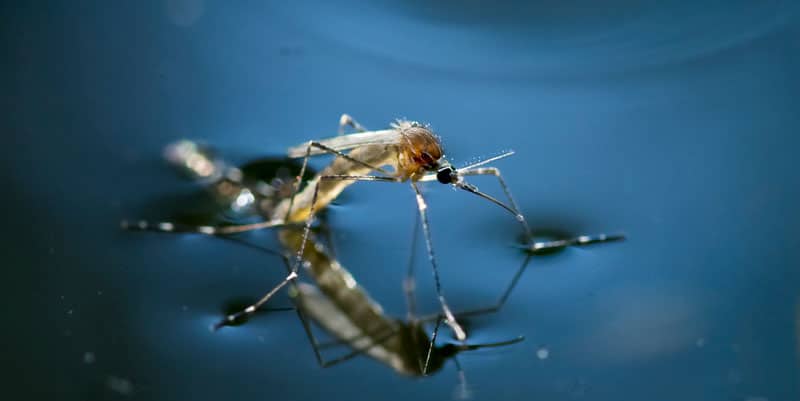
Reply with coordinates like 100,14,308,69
435,163,457,184
441,150,527,224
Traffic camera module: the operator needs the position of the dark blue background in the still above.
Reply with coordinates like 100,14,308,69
3,1,799,400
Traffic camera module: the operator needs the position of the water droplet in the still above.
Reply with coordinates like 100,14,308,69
536,346,549,360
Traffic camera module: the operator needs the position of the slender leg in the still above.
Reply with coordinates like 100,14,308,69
416,232,624,321
443,254,534,319
315,328,399,368
411,182,467,341
404,210,420,321
282,140,394,223
212,269,299,330
218,175,400,334
422,316,443,375
218,249,400,368
457,167,531,242
338,113,367,135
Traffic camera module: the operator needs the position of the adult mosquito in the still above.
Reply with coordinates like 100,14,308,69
124,114,623,341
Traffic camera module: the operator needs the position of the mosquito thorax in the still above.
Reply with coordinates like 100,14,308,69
395,121,444,179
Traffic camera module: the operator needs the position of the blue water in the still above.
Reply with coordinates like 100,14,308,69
3,1,800,400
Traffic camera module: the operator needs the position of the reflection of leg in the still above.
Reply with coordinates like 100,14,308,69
292,174,400,274
458,166,531,242
280,173,402,352
316,328,398,368
120,218,284,235
450,254,534,319
526,233,625,254
267,253,402,368
424,232,624,320
211,261,298,330
411,182,467,341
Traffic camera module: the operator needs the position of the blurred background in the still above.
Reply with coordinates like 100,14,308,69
3,1,799,400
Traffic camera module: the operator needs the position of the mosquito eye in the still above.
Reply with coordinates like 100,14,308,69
436,167,453,184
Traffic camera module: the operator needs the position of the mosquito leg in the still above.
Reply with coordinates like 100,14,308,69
526,233,626,254
468,233,624,315
211,268,299,331
289,286,400,368
413,254,532,322
422,316,443,375
286,173,400,327
287,173,401,296
404,210,420,321
418,232,624,321
411,182,467,341
209,183,330,331
458,167,531,242
280,173,405,366
288,288,329,366
120,218,285,235
221,251,333,367
292,174,400,273
282,140,394,223
451,254,534,319
338,113,367,135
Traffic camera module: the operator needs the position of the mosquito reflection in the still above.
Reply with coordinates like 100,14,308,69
279,225,523,381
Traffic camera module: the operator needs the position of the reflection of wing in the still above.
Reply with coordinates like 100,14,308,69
293,283,408,372
287,129,400,158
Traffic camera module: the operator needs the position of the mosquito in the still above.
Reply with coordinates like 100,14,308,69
124,114,623,341
125,147,527,389
276,115,539,340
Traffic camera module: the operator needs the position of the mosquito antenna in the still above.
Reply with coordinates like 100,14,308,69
456,182,524,221
459,150,515,171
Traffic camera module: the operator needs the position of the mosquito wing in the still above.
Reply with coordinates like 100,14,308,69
287,129,401,158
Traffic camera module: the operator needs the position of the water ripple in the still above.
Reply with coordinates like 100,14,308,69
280,0,799,79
